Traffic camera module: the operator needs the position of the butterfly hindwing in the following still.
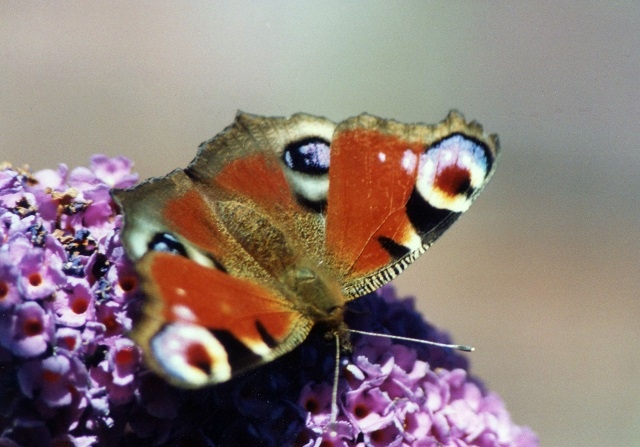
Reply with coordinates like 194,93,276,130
133,251,312,387
113,111,498,388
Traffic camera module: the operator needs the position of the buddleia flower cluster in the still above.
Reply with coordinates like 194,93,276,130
0,157,538,446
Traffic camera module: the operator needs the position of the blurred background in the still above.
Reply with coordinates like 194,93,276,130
1,2,638,446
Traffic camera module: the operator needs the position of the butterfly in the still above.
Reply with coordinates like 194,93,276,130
112,111,499,388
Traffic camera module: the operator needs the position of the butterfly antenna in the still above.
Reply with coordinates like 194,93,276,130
326,335,341,437
347,329,475,352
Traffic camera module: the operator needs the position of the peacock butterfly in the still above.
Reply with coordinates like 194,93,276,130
112,111,499,388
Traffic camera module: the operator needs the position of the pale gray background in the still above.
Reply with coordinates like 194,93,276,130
2,3,639,446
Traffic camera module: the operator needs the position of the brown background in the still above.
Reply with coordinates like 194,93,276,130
2,3,638,446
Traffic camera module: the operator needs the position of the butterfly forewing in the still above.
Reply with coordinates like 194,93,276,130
323,112,499,297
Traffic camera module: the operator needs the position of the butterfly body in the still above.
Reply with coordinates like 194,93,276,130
112,111,499,388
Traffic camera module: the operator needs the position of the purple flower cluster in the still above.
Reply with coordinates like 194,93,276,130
292,288,538,447
1,157,140,446
0,157,538,446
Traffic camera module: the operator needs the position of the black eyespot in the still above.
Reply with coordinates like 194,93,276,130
282,137,330,175
148,232,187,256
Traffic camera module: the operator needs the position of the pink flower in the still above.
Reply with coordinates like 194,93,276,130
89,337,140,405
17,353,88,408
0,253,21,309
1,301,54,357
55,327,82,353
53,282,95,327
89,155,138,189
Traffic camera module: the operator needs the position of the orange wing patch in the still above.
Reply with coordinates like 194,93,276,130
215,153,297,212
144,252,303,348
162,189,223,255
326,129,423,278
134,252,310,387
